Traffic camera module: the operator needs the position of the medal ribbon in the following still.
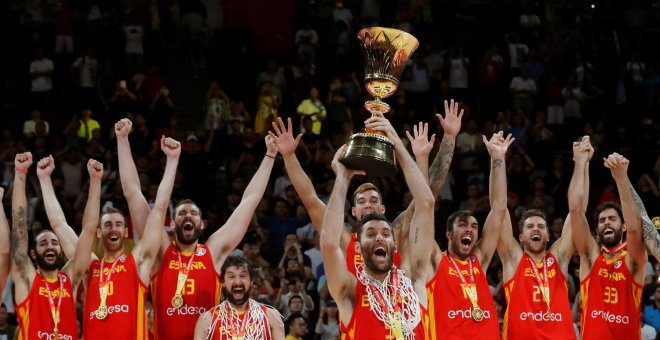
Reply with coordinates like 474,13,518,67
228,299,250,340
601,241,627,254
174,243,199,297
368,266,403,339
526,255,551,312
39,270,63,335
448,255,480,309
98,252,124,308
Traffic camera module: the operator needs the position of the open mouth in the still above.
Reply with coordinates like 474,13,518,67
460,235,472,249
109,235,120,242
603,229,614,237
231,286,245,299
531,235,542,242
45,251,56,261
374,246,387,259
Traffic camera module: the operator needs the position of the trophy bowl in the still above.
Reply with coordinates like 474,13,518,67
340,27,419,177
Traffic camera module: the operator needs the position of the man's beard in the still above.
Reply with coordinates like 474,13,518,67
361,245,394,276
223,284,251,306
600,229,623,248
176,225,202,245
35,253,65,271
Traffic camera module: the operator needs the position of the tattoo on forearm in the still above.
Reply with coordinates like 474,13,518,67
429,138,455,195
414,227,419,244
492,159,503,169
11,207,29,266
629,180,660,258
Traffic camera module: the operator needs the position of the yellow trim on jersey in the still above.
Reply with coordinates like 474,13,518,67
137,285,147,339
425,284,437,340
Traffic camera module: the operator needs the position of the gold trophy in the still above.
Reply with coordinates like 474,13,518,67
340,27,419,176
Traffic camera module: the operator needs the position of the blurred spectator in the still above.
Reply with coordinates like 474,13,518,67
286,313,309,340
447,46,470,103
71,48,100,109
0,303,16,339
123,20,145,77
509,66,537,116
29,47,54,112
315,300,340,340
54,3,74,54
181,4,208,79
295,22,319,69
276,273,314,319
297,87,326,135
255,82,279,135
23,110,49,138
148,86,175,136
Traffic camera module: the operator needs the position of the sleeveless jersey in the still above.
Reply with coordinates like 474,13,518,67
206,300,273,339
83,253,149,339
425,253,499,340
340,278,427,339
580,252,643,340
503,252,575,340
16,272,77,340
151,242,222,340
346,233,401,276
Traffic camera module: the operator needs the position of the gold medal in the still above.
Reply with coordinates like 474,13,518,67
232,337,244,340
95,305,108,320
472,307,484,322
388,312,404,340
171,294,184,308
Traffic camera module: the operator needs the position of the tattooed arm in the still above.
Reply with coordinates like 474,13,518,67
631,178,660,262
0,188,9,295
11,152,36,304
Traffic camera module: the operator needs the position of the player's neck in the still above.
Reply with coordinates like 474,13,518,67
38,268,59,279
176,240,199,253
525,250,547,264
103,248,124,261
447,246,469,261
364,266,389,282
230,300,250,312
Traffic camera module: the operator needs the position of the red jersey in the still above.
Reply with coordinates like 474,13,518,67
206,300,273,339
425,253,499,340
346,233,401,276
503,253,575,340
580,252,643,340
341,273,427,339
151,242,221,339
16,272,77,340
83,253,149,339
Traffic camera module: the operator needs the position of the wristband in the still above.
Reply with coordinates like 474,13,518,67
15,167,27,174
265,154,276,159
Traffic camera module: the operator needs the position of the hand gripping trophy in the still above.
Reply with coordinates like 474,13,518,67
340,27,419,177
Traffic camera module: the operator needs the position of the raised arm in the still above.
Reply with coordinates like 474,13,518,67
631,178,660,263
479,132,514,270
115,118,151,238
569,137,599,279
62,159,103,284
551,138,592,275
133,137,180,285
320,146,360,327
0,188,9,295
206,135,277,271
605,153,646,280
11,152,36,303
36,155,77,260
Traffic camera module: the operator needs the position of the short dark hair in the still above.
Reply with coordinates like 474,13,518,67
288,295,304,307
220,256,251,282
32,229,58,251
174,199,202,218
593,202,624,225
100,207,126,227
356,213,392,242
446,210,474,233
518,209,547,233
286,313,306,331
352,183,382,206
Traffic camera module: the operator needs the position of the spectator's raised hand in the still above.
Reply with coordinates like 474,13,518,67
406,122,435,159
437,99,464,138
114,118,132,139
269,117,301,157
36,155,55,178
161,136,181,159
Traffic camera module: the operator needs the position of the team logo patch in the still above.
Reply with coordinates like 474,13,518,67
195,248,207,256
470,255,476,262
546,257,554,267
614,261,622,269
119,256,126,263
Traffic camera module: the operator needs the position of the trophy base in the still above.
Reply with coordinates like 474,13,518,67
340,132,397,177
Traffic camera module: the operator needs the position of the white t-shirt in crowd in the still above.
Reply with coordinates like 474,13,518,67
72,56,98,88
123,25,144,55
448,57,469,89
29,58,54,92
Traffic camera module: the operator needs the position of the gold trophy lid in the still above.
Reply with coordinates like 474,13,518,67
358,27,419,99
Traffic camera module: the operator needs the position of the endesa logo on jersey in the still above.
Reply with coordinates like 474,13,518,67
590,310,630,324
448,309,492,320
166,305,207,316
38,331,73,340
519,311,563,322
88,305,130,319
